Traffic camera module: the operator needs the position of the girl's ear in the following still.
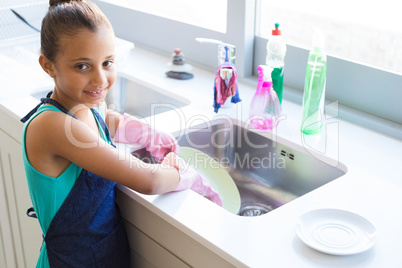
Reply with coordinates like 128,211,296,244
39,54,56,78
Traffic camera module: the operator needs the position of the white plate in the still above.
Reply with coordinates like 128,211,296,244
294,208,378,255
178,147,241,214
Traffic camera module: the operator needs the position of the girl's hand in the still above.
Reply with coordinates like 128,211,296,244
172,155,222,206
114,113,178,162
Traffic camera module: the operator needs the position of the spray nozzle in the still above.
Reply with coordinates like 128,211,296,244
258,65,273,82
195,37,236,64
312,27,325,51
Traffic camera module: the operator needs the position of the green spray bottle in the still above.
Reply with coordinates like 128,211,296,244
301,27,327,135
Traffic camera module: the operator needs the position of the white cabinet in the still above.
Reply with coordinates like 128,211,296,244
0,232,6,268
0,157,16,267
116,186,237,268
0,112,42,267
123,220,189,268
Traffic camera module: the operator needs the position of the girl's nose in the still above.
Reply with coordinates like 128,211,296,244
91,68,107,86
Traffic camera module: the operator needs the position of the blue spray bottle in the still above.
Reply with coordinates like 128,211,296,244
249,65,281,130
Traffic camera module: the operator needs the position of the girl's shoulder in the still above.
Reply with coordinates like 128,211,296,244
28,105,71,131
24,106,75,177
25,104,91,154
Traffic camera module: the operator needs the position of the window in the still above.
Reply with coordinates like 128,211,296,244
257,0,402,74
95,0,401,139
102,0,227,33
254,0,401,139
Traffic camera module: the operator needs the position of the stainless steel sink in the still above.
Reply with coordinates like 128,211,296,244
31,76,190,118
134,118,347,216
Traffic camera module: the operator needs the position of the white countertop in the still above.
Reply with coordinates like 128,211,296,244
2,38,402,267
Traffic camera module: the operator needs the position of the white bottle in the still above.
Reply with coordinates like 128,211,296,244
266,23,286,104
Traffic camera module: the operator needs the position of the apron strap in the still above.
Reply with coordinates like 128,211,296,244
26,207,37,218
21,92,113,148
20,91,77,123
91,108,116,148
26,207,46,250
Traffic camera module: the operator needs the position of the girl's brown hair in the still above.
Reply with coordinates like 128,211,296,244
41,0,112,63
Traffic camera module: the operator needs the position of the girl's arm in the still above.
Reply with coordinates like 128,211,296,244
29,110,179,195
103,101,123,139
104,101,178,162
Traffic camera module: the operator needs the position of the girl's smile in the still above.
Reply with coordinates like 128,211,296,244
85,89,106,98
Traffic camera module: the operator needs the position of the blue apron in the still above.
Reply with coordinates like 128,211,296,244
22,92,130,267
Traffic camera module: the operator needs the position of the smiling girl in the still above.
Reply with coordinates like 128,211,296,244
20,0,197,267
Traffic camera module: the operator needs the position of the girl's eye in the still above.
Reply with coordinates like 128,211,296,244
76,64,89,70
103,60,113,67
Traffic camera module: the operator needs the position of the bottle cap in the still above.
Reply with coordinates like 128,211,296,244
272,23,281,36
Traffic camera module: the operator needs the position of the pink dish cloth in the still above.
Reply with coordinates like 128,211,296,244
215,64,238,105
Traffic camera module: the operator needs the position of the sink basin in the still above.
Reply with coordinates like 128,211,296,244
134,118,347,216
105,76,190,118
31,76,190,118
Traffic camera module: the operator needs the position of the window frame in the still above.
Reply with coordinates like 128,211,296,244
94,0,402,139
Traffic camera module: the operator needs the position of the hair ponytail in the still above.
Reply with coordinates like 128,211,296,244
41,0,112,62
49,0,83,9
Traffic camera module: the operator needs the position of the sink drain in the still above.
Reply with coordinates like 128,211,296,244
238,203,273,217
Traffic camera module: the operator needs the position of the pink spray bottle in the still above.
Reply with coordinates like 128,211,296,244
249,65,281,130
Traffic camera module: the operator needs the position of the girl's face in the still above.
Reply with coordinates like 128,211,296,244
48,26,116,109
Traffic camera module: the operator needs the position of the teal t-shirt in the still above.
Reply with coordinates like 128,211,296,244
22,105,108,268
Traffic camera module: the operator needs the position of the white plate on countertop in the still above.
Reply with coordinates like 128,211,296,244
294,208,378,255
